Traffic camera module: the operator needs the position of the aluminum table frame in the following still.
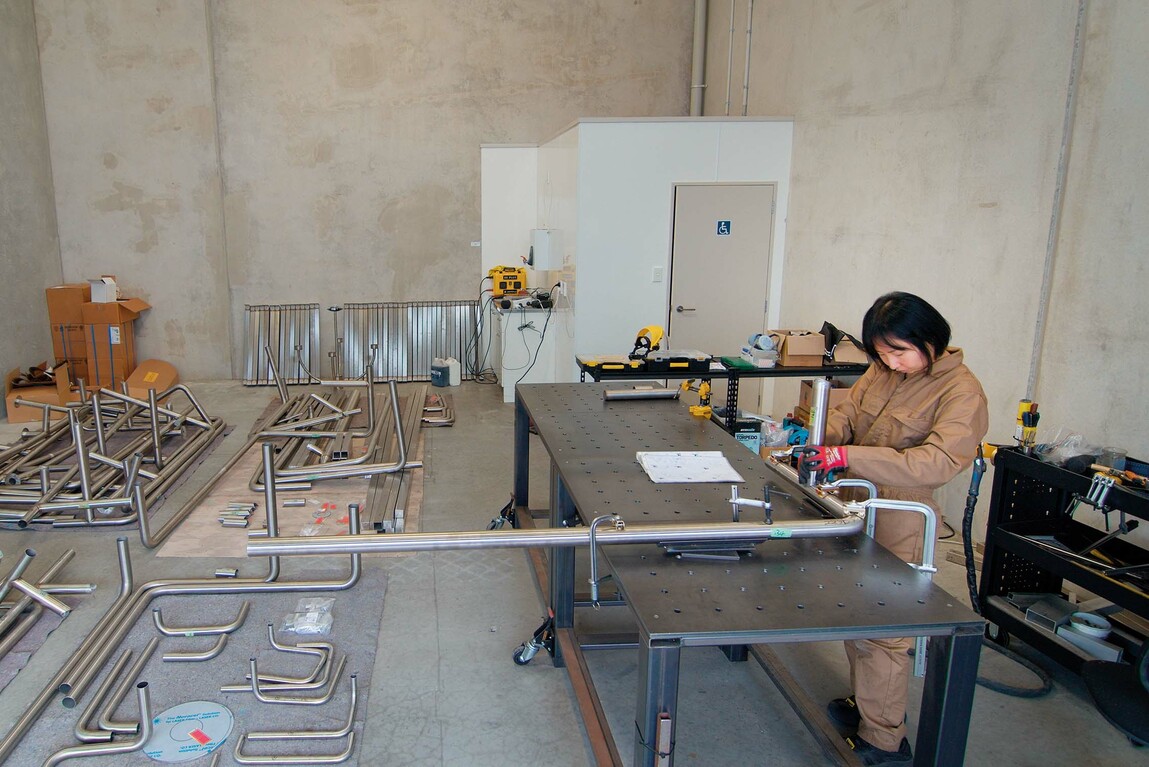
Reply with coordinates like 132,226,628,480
512,383,983,766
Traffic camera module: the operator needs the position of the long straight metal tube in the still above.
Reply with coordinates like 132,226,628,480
0,549,37,603
10,580,71,617
249,516,864,558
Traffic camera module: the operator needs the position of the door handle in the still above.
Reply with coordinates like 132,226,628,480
675,305,696,313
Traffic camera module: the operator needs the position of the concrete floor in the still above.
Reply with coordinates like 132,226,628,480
0,380,1145,766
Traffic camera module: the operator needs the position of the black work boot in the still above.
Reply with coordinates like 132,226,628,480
827,694,860,729
845,735,913,766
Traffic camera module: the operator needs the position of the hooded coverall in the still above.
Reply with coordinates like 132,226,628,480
825,347,989,752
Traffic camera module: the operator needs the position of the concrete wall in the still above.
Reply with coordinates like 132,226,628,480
707,1,1147,533
35,0,230,378
0,0,61,412
26,0,695,379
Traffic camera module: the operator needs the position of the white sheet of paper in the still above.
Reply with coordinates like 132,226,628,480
636,451,745,484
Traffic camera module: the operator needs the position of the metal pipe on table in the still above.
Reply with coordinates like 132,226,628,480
249,515,865,558
44,682,153,766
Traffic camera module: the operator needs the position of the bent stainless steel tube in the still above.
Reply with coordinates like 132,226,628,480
233,732,355,765
97,636,159,735
60,511,361,708
249,656,346,705
247,673,357,740
44,682,153,766
162,634,228,663
249,516,866,558
152,601,251,637
73,648,134,743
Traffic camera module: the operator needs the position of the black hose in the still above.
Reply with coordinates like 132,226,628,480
963,446,1054,698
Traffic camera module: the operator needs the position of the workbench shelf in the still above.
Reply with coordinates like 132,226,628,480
979,447,1149,672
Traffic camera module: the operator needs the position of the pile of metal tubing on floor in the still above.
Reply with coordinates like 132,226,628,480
0,384,225,539
0,483,365,764
184,355,423,533
0,548,93,665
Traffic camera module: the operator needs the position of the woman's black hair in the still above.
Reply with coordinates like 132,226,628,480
861,292,951,372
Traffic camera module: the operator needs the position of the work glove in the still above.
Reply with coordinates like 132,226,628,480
799,445,848,474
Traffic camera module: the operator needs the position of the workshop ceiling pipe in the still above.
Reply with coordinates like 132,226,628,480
248,515,865,558
690,0,708,115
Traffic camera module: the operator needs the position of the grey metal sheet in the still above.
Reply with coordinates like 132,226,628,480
606,536,984,645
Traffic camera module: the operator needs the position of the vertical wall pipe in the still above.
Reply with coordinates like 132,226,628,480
689,0,709,115
741,0,754,115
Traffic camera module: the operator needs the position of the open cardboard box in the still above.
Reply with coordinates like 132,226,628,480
5,361,78,423
767,329,826,366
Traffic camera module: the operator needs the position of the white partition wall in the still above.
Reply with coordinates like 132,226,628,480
482,117,794,386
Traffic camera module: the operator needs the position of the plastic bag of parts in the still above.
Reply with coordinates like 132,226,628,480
1035,428,1099,471
761,417,791,448
281,597,336,636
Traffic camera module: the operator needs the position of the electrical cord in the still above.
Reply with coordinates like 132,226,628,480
962,449,1054,698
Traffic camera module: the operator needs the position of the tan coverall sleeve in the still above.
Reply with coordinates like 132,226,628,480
845,382,988,489
824,368,876,446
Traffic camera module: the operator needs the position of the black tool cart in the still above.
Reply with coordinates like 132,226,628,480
978,447,1149,743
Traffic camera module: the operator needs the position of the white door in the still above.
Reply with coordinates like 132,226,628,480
669,183,775,413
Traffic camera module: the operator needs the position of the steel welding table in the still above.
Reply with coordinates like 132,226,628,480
512,382,983,767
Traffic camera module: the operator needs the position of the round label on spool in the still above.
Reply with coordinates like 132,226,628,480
143,701,233,762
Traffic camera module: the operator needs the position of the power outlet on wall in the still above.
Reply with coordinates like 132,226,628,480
652,266,665,283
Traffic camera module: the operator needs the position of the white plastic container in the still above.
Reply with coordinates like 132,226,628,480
446,357,461,386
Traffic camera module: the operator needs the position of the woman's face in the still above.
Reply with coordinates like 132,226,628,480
873,339,931,374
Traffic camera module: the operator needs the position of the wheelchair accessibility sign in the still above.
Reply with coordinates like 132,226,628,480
716,220,731,236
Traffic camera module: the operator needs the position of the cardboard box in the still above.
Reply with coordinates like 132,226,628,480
5,362,77,423
51,324,87,362
88,275,119,303
798,379,851,413
80,297,150,325
767,329,825,366
831,338,869,364
45,283,92,325
126,359,180,400
86,323,138,389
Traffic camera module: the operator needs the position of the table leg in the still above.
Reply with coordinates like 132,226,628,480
635,638,682,767
915,631,981,766
725,374,739,431
548,472,577,667
513,392,530,511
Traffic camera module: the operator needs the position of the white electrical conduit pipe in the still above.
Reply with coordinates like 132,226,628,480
690,0,708,115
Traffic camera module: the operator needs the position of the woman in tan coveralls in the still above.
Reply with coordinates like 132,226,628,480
800,292,989,766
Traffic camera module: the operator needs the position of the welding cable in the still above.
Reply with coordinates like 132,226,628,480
962,448,1053,698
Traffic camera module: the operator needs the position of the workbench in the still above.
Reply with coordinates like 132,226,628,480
575,356,868,431
512,382,983,766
